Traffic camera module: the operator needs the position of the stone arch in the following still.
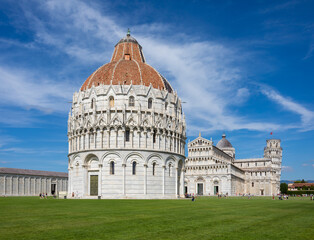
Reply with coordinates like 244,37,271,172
165,155,176,167
195,176,205,182
146,153,163,165
101,151,122,165
124,152,144,165
84,153,99,165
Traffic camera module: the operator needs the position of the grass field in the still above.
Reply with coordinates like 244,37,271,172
0,196,313,240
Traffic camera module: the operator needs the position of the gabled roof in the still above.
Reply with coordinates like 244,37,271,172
189,136,213,147
0,168,68,178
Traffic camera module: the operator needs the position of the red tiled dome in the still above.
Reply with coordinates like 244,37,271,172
81,32,173,93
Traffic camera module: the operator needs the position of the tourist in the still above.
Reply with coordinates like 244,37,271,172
192,194,195,202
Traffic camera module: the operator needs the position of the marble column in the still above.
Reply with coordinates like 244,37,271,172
157,130,160,150
94,130,97,149
101,130,104,149
82,165,87,196
122,163,126,195
175,167,178,197
162,165,165,196
130,129,134,148
122,130,125,148
144,164,147,195
87,132,90,149
151,132,154,149
107,130,110,148
144,130,147,148
180,167,184,197
115,129,118,148
138,131,141,148
68,136,71,153
98,164,102,197
163,133,166,151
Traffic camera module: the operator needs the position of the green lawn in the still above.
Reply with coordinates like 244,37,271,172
0,197,313,240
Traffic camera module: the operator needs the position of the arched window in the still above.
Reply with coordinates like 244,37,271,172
109,96,114,108
152,162,156,176
110,161,115,175
132,162,137,175
165,102,168,110
148,98,153,109
125,128,130,142
91,99,95,109
252,182,254,187
129,96,135,107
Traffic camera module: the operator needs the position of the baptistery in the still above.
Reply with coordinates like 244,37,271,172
67,31,186,199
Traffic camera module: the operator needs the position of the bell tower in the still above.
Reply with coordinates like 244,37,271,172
264,139,282,193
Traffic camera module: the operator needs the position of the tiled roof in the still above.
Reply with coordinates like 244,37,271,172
0,168,68,178
81,33,173,93
289,183,314,187
216,134,233,149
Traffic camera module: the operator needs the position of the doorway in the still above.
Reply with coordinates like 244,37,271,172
214,186,219,195
51,184,56,195
260,189,264,196
184,186,188,195
197,183,203,195
90,175,98,196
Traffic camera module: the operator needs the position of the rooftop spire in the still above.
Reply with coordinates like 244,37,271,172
127,28,131,36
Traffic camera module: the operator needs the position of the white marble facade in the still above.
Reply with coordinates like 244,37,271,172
185,135,282,196
67,81,186,199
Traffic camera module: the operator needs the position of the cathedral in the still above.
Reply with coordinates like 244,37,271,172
67,32,282,199
185,134,282,196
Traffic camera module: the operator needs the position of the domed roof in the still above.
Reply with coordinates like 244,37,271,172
81,31,173,93
216,134,233,149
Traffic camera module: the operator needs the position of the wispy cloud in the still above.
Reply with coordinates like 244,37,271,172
0,66,75,113
303,42,314,60
301,160,314,168
260,0,300,14
261,87,314,130
282,165,293,172
0,0,312,134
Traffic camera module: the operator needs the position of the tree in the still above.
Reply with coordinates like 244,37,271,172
280,183,288,194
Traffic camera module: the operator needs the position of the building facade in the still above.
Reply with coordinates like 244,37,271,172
67,32,186,199
0,168,68,196
185,134,282,196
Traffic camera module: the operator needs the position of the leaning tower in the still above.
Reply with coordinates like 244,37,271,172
264,139,282,194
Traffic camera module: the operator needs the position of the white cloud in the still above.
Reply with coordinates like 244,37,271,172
282,165,293,172
1,0,312,133
261,87,314,130
0,66,75,113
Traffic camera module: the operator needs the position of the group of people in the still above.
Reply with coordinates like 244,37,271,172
39,193,48,199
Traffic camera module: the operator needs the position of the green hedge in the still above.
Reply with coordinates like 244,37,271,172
287,190,314,195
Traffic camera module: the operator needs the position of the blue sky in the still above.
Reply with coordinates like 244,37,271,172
0,0,313,180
